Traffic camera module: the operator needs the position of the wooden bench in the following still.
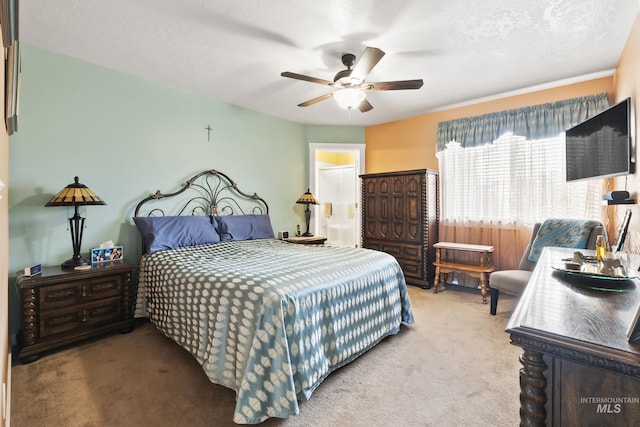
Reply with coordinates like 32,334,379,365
433,242,495,303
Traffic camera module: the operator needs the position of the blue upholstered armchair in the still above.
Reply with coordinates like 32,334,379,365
489,220,604,315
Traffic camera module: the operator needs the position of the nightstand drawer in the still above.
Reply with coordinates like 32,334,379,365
40,297,122,338
39,274,122,310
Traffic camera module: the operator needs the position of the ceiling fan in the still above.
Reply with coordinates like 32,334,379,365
281,47,423,112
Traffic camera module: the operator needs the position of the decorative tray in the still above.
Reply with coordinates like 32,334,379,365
552,262,638,292
552,264,635,281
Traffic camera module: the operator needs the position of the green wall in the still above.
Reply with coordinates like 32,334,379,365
306,125,364,144
7,45,364,336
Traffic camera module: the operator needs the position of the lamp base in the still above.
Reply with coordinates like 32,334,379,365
61,257,91,270
302,232,314,237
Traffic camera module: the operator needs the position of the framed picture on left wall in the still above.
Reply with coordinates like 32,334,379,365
5,39,19,134
1,0,18,48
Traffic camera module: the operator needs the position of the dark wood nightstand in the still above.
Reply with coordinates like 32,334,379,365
17,261,136,363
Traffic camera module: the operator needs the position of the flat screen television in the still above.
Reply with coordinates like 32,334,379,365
565,97,634,182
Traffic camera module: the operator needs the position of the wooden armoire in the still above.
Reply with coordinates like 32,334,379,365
360,169,439,288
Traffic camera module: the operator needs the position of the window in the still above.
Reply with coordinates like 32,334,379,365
436,132,602,224
434,93,609,270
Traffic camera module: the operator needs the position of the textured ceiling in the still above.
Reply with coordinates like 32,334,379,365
19,0,640,127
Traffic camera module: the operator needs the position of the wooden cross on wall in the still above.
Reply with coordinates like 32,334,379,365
205,125,213,142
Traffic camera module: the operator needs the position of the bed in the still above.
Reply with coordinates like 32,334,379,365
132,169,414,424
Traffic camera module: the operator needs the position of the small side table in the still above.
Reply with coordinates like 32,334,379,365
432,242,495,303
285,236,327,245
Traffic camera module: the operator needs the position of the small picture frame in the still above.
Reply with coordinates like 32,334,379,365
91,246,123,264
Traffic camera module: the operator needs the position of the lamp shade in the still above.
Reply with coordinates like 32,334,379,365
45,176,106,269
45,176,106,207
296,189,319,205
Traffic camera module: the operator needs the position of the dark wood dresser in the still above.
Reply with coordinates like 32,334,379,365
360,169,439,288
17,261,136,362
507,246,640,426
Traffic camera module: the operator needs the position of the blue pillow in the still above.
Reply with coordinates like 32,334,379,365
216,214,274,241
133,215,220,254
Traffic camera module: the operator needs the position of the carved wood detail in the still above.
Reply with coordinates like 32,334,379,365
519,348,547,427
21,287,37,346
510,334,640,378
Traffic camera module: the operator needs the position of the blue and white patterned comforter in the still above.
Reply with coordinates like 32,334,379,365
135,239,413,424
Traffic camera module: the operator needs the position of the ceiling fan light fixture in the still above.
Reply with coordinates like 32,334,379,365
334,88,366,110
281,46,422,113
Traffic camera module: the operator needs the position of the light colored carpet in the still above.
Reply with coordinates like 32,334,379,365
11,285,522,426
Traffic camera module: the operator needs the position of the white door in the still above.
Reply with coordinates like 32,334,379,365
317,166,357,246
308,143,365,247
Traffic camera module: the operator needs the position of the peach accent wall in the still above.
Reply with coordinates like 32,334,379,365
612,12,640,253
365,78,614,174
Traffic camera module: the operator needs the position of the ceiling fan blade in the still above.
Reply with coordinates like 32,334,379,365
350,47,385,82
359,99,373,112
298,92,334,107
281,72,333,86
367,79,424,91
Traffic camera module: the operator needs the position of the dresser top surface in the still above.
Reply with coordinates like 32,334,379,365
507,246,640,357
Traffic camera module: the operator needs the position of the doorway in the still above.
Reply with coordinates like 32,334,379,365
308,143,365,247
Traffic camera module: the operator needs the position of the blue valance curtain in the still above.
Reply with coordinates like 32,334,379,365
435,92,609,152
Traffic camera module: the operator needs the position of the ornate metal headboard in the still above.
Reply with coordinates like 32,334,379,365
134,169,269,217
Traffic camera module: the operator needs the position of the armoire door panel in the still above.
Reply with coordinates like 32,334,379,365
406,175,421,194
392,177,404,194
406,223,420,241
365,180,378,195
392,196,404,216
379,197,389,221
365,222,377,239
407,197,419,221
365,198,378,219
392,221,404,240
379,222,389,238
378,179,389,194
